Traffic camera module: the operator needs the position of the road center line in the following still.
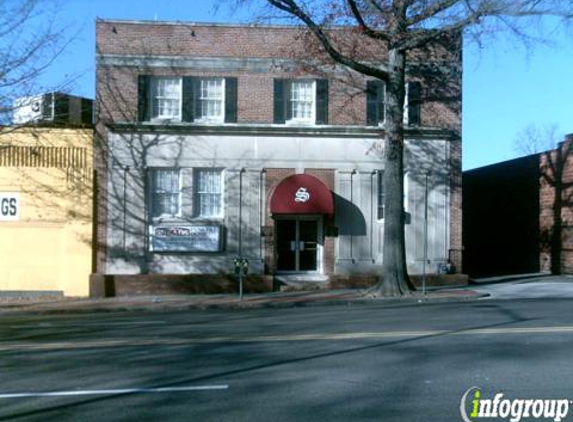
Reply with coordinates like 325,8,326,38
0,385,229,399
2,325,573,350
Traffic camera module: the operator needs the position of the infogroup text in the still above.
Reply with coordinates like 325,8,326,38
461,387,570,422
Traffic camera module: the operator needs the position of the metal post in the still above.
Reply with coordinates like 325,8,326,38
422,173,429,295
238,169,245,301
239,168,243,258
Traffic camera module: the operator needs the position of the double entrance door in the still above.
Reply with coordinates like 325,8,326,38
275,217,321,272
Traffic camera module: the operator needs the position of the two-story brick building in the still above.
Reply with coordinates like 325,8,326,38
93,19,462,295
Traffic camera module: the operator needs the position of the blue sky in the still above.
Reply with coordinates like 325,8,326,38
36,0,573,170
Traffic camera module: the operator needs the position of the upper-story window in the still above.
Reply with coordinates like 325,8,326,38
150,77,182,120
197,78,225,123
366,80,421,126
404,81,421,126
366,80,386,126
274,78,328,125
290,80,315,123
138,75,237,124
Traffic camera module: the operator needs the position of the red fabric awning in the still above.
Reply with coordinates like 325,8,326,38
270,174,334,215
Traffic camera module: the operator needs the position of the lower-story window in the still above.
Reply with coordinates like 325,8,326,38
150,168,181,218
194,168,224,218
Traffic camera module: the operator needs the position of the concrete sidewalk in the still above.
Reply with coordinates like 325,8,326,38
0,288,487,314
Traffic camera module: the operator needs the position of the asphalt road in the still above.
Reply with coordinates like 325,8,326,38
1,296,573,421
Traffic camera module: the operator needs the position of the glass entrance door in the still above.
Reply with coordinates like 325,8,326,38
298,220,318,271
276,219,297,271
275,218,320,272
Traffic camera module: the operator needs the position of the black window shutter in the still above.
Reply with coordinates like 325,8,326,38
273,79,286,124
137,75,150,122
315,79,328,125
284,81,292,121
224,77,238,123
366,80,378,126
194,78,203,121
407,81,421,126
182,77,195,122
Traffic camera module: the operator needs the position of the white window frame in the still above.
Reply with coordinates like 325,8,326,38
195,78,225,124
149,77,182,121
403,83,410,125
149,168,182,218
287,80,316,125
193,168,224,218
377,82,387,127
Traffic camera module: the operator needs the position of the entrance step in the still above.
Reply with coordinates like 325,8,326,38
274,275,329,292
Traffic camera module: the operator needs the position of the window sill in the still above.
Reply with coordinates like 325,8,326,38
193,118,225,125
150,216,184,224
149,118,182,124
190,216,225,223
142,120,231,126
150,217,224,223
285,120,316,126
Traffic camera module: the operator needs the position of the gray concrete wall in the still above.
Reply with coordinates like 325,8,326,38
105,130,451,275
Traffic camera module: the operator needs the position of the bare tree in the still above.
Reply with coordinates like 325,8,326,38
514,123,560,156
0,0,75,126
230,0,573,297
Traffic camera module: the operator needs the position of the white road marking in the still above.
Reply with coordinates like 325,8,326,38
0,385,228,399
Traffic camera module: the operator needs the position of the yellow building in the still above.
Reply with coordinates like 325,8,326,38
0,126,93,297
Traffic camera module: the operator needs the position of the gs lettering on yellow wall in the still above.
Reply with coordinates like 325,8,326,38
0,193,19,221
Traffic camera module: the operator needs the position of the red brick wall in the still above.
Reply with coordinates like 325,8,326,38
540,134,573,274
449,139,463,271
305,169,336,275
96,20,462,130
540,149,554,273
264,169,296,273
97,21,458,62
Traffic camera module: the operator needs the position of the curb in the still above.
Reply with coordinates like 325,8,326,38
468,273,552,285
0,291,490,315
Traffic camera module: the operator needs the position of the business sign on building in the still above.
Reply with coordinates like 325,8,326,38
0,193,19,221
150,225,222,252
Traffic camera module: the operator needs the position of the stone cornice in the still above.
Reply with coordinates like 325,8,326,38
106,122,460,141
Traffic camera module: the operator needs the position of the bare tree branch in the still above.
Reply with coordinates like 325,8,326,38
267,0,390,80
0,0,78,126
346,0,391,41
406,0,460,26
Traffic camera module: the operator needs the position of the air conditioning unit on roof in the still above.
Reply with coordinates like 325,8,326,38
13,93,93,125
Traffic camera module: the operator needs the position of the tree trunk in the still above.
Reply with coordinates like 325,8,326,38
368,48,413,297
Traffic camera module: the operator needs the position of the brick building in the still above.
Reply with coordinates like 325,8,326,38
93,19,462,295
464,133,573,277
